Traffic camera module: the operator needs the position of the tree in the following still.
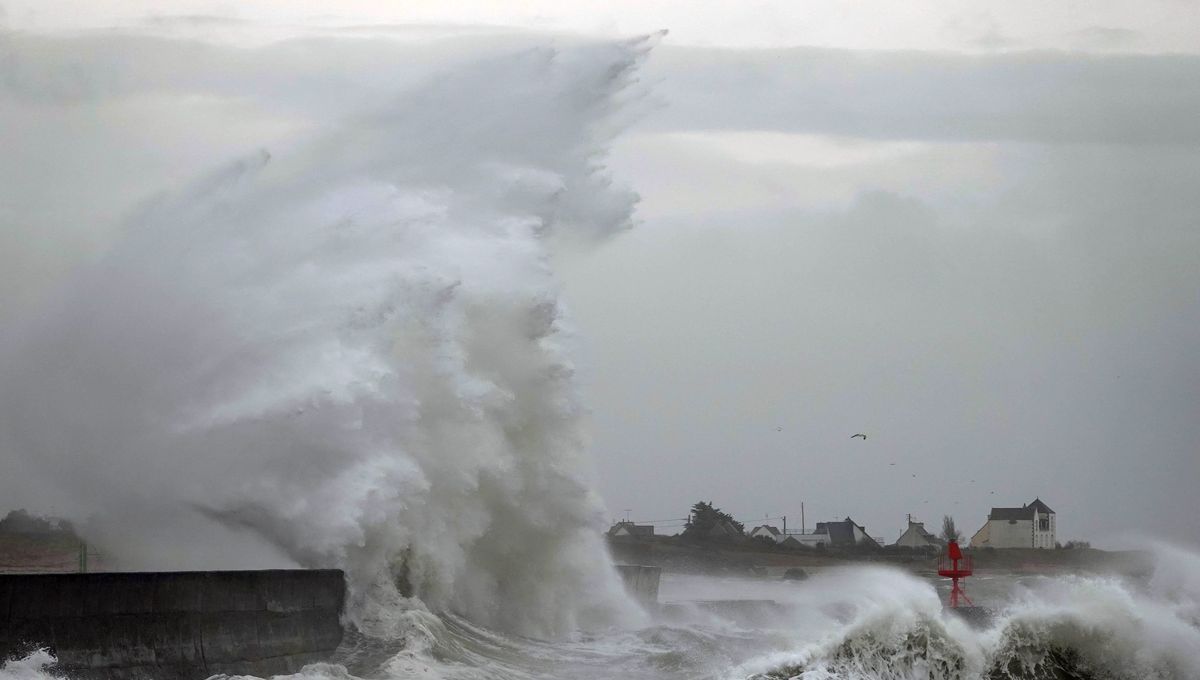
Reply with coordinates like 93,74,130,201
0,509,74,536
941,515,961,543
682,501,744,538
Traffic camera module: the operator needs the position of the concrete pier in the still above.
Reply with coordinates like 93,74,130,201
614,565,661,606
0,569,345,679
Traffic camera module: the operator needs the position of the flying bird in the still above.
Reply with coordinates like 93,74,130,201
851,433,867,440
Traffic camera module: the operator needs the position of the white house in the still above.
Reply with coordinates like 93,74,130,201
608,521,654,538
970,498,1056,549
894,516,941,549
783,532,830,548
749,525,784,543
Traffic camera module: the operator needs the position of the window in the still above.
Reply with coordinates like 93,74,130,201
1039,518,1050,531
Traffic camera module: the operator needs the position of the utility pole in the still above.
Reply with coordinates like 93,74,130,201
801,502,806,534
78,539,88,573
782,515,787,535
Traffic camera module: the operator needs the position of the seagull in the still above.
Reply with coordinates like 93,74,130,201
889,462,896,466
851,433,867,440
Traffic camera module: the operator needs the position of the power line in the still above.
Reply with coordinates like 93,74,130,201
624,517,689,525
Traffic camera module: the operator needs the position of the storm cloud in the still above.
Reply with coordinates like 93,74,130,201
1,10,1197,550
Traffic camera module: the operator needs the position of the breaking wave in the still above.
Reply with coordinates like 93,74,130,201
3,21,1199,680
0,34,657,639
742,544,1200,680
7,546,1199,680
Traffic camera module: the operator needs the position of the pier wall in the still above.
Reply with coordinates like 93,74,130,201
0,569,344,680
614,564,661,606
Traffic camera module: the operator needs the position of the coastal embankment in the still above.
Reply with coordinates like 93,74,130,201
610,536,1151,578
0,569,344,679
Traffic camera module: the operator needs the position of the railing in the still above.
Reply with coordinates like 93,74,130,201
937,553,973,575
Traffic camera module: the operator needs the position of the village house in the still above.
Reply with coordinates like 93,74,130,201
749,524,783,543
893,515,941,549
970,498,1056,549
812,517,880,547
607,521,655,538
781,532,828,549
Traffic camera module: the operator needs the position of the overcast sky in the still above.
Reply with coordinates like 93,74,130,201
2,2,1198,547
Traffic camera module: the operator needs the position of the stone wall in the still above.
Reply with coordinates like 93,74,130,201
614,564,661,606
0,569,344,680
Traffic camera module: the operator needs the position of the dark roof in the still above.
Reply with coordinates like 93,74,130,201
608,522,654,537
751,525,782,537
1027,498,1055,514
989,506,1032,520
909,521,936,539
990,498,1055,521
814,518,863,545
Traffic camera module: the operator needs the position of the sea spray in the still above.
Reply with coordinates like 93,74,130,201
0,36,658,639
737,544,1200,680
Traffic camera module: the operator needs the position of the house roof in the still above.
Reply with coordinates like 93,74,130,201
814,518,868,545
751,525,782,537
1027,498,1055,515
608,522,654,537
895,521,941,546
989,498,1055,521
909,521,937,539
989,506,1032,520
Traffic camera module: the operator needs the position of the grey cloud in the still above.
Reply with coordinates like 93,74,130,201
1069,26,1141,50
641,46,1200,145
942,11,1019,51
141,14,248,27
0,31,531,108
567,139,1200,546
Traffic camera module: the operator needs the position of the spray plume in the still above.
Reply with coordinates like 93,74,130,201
0,33,658,639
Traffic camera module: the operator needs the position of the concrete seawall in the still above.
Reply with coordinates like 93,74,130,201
0,569,345,680
614,565,661,606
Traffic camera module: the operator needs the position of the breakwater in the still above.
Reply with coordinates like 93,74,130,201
0,569,344,679
614,565,661,606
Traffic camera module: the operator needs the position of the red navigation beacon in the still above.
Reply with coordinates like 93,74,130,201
937,540,973,608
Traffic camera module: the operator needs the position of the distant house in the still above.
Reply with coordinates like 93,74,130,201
781,533,827,549
893,516,941,549
970,498,1056,549
608,521,654,538
749,525,784,543
813,517,880,547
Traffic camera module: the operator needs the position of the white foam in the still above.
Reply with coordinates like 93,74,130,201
0,34,658,640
